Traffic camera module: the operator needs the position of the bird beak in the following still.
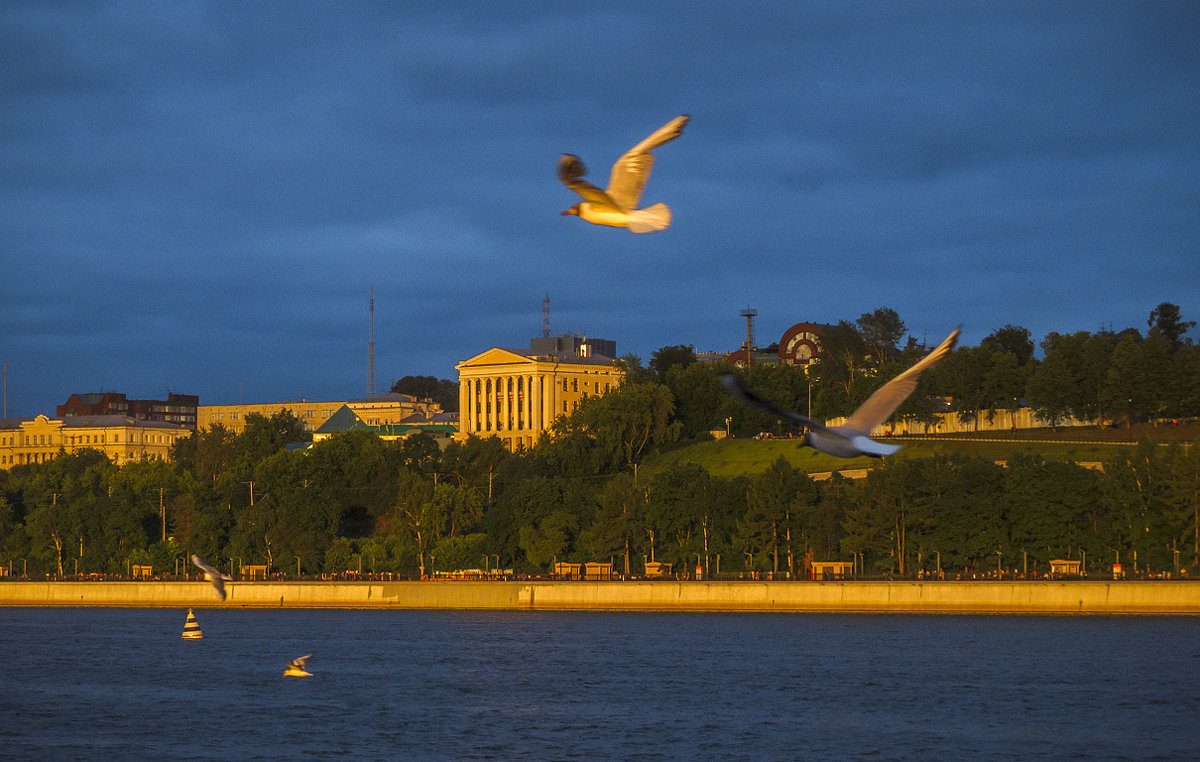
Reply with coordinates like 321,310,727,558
561,209,575,216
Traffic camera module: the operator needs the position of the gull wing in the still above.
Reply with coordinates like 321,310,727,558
558,154,617,207
290,654,312,669
720,374,834,434
606,115,688,209
843,326,960,434
191,554,218,577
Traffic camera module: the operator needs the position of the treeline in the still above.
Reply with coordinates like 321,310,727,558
640,302,1200,439
1,302,1196,580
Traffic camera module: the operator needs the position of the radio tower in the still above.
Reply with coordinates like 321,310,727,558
740,305,758,350
542,292,551,338
366,287,376,397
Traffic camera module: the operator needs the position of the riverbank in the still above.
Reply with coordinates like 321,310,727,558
1,580,1198,614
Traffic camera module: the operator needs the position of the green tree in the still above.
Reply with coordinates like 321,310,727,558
857,307,906,366
981,325,1035,364
1100,335,1149,428
1148,302,1194,350
738,457,808,575
391,375,460,412
579,472,646,576
519,510,578,569
649,344,697,382
646,462,715,569
1026,347,1073,426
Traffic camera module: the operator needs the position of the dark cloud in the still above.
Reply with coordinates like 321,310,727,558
1,1,1197,412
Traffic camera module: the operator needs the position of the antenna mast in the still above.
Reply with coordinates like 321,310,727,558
367,287,376,396
740,306,758,351
542,292,551,338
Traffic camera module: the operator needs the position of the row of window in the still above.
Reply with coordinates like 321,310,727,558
0,432,178,447
1,450,168,466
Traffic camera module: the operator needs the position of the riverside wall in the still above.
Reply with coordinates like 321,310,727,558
1,580,1198,614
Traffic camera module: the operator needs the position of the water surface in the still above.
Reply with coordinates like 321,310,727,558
2,609,1196,760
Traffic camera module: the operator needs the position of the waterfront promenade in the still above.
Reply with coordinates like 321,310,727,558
1,580,1197,614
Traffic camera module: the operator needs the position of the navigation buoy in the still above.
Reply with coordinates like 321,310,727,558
181,608,204,639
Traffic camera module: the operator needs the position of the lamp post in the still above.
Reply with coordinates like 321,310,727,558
296,556,301,578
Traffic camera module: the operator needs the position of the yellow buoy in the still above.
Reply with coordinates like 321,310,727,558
181,608,204,639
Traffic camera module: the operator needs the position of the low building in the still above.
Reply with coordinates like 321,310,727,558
456,342,624,451
1,414,190,470
58,391,199,430
197,392,444,435
311,405,457,445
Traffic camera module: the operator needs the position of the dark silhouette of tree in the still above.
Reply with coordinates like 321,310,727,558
982,325,1035,364
649,344,697,382
391,375,459,412
1148,302,1194,350
856,307,906,366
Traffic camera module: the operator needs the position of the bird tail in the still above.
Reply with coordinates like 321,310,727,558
627,203,672,233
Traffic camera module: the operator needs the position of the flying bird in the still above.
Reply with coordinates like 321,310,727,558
722,326,961,458
191,554,232,601
284,653,313,678
558,115,689,233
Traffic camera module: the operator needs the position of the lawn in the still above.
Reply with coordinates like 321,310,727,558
640,420,1198,479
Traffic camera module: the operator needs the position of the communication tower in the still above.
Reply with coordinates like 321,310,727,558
740,306,758,350
542,292,551,339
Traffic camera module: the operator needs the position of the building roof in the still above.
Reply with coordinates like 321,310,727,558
313,406,367,434
1,414,188,431
313,405,457,438
495,348,618,365
347,392,419,404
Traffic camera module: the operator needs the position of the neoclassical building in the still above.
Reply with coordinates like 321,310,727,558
455,345,624,451
0,414,190,470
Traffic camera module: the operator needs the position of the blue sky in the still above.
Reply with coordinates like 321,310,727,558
2,1,1197,414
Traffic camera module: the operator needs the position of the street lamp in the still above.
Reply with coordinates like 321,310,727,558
296,556,301,578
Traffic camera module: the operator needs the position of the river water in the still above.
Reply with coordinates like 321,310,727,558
1,608,1196,760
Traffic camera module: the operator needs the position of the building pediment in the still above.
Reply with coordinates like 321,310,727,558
456,347,538,371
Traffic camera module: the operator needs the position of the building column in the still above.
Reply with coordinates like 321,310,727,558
460,378,471,434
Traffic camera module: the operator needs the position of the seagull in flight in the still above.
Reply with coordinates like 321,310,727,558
191,554,232,601
558,115,689,233
284,653,314,678
722,327,960,458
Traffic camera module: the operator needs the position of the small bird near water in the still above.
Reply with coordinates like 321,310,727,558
722,326,960,458
558,114,689,233
191,554,232,601
284,654,313,677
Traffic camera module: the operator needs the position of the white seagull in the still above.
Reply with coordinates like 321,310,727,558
722,326,961,458
283,653,313,678
558,114,689,233
191,554,232,601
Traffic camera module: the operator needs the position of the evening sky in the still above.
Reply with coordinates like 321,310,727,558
2,1,1197,413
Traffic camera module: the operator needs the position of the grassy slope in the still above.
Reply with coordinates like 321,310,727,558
640,421,1198,479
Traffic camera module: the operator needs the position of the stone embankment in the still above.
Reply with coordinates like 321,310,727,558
1,580,1197,614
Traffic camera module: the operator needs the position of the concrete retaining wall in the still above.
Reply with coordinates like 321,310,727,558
1,580,1197,614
